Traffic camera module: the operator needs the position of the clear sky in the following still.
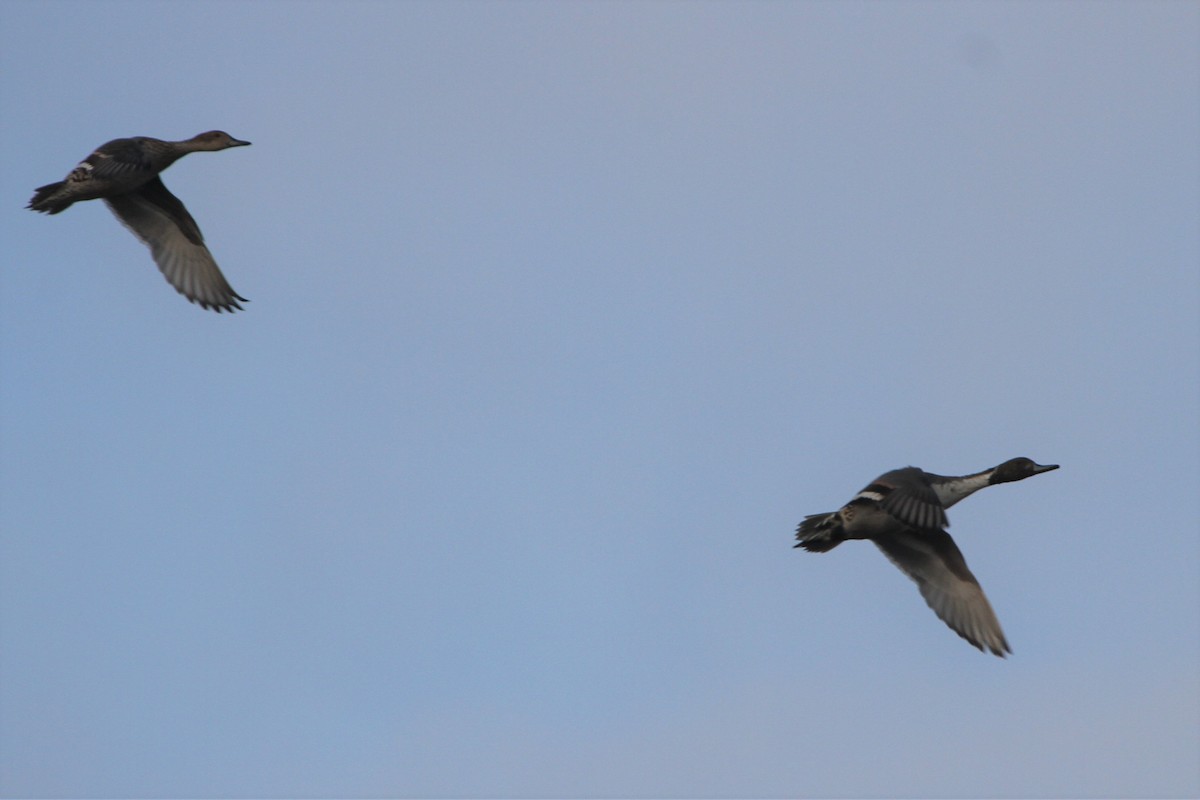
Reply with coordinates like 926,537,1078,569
2,2,1197,797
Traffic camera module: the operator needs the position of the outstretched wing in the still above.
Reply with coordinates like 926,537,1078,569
872,527,1010,656
872,467,950,530
104,178,246,312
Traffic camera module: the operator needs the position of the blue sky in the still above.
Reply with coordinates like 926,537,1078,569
2,1,1197,797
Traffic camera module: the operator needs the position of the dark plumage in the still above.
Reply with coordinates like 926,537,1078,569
28,131,251,312
794,457,1059,656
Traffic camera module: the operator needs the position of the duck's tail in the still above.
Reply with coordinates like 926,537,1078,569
27,182,74,215
794,512,845,552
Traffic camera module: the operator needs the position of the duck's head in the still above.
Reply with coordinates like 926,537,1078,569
990,457,1060,485
189,131,252,150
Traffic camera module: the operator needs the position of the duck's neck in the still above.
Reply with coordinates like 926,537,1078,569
929,468,995,509
140,138,196,170
176,139,213,154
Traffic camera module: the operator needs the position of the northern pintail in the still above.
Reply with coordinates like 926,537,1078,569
794,457,1059,657
28,131,251,312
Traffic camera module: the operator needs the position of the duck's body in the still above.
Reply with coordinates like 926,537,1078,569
28,131,251,313
795,457,1059,657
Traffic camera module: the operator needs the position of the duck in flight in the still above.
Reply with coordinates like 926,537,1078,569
28,131,251,312
795,457,1059,656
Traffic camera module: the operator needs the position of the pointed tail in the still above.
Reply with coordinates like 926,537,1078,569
28,181,74,215
795,512,845,552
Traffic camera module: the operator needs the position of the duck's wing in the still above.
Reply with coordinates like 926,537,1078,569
85,138,158,180
872,527,1010,656
872,467,950,530
104,177,246,313
32,139,161,213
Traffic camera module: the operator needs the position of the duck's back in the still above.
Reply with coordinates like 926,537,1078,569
28,136,183,214
78,136,180,193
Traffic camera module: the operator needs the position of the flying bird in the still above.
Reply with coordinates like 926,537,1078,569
28,131,251,312
795,457,1059,656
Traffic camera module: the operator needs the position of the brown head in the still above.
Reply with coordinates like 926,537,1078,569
989,457,1060,485
186,130,252,150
